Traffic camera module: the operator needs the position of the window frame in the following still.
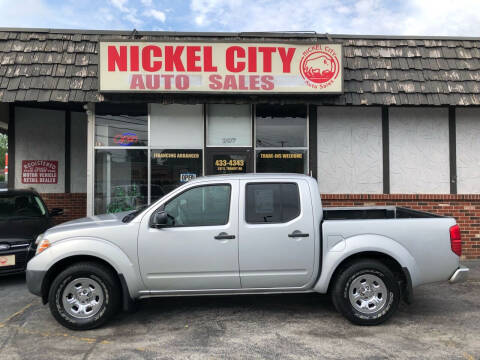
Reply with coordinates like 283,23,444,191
244,182,301,224
155,183,232,228
253,104,309,174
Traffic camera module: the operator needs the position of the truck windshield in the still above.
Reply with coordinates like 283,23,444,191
0,193,46,218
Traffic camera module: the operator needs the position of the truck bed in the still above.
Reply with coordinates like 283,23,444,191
323,206,443,220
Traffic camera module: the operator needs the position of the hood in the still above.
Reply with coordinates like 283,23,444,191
44,211,132,239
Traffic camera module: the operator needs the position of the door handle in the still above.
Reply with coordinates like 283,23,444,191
214,232,235,240
288,231,309,238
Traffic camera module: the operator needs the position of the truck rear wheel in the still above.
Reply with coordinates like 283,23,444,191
331,259,400,325
48,262,121,330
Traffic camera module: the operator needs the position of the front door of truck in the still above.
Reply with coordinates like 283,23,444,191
138,180,240,291
238,179,315,289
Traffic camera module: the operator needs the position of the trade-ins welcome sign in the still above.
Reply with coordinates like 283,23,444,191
99,41,343,93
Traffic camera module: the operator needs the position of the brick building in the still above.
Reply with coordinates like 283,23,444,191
0,28,479,258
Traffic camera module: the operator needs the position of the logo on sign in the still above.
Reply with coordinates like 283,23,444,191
114,132,139,146
0,257,7,264
299,46,340,89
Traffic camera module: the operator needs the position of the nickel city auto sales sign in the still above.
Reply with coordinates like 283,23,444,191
99,42,343,93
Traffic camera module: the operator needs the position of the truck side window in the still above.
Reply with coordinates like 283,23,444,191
245,183,300,224
164,184,231,227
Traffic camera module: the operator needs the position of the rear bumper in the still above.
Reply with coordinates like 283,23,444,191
26,269,46,296
449,266,469,284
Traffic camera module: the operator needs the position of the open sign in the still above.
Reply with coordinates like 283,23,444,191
114,132,139,146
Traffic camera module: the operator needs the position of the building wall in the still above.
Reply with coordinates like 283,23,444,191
317,106,383,194
15,106,66,193
71,111,87,193
456,108,480,194
389,107,450,194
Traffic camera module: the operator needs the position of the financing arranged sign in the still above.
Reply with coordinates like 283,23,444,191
21,160,58,184
99,41,343,93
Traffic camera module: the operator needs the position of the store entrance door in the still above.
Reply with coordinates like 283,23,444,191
205,149,253,175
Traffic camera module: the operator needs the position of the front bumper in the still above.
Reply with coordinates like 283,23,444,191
449,266,469,283
0,245,34,275
26,269,46,296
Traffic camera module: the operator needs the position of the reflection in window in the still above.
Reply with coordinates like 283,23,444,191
95,104,148,147
256,104,307,148
95,115,148,147
150,149,203,202
207,104,252,147
245,183,300,223
164,185,231,226
94,149,148,214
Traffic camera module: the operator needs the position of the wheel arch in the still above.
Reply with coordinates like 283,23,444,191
40,255,134,311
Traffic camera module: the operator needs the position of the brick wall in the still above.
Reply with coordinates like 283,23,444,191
322,194,480,259
40,193,86,225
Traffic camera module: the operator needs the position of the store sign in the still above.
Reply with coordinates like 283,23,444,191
180,173,196,183
99,41,343,93
21,160,58,184
113,132,139,146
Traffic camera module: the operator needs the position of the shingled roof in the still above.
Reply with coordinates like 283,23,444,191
0,28,480,106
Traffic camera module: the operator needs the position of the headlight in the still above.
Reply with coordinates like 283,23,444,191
35,233,44,246
36,238,50,255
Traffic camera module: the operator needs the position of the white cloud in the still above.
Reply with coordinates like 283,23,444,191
141,0,153,6
109,0,129,13
147,9,166,22
189,0,480,36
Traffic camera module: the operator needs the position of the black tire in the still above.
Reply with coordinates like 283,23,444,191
48,262,121,330
331,259,400,326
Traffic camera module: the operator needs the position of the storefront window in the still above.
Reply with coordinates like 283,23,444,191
94,149,148,214
207,104,252,147
255,104,308,174
151,149,203,202
95,104,148,147
255,104,307,148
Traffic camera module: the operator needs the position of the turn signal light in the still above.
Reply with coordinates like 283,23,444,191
36,239,50,255
449,225,462,257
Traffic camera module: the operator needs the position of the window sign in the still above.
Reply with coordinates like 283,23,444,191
256,150,307,174
207,104,251,147
151,149,203,201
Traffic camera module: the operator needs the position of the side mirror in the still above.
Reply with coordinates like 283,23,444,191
49,208,64,217
150,211,168,228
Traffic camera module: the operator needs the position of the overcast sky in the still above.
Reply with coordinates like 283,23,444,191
0,0,480,36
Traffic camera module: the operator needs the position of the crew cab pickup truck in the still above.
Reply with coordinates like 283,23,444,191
26,174,469,330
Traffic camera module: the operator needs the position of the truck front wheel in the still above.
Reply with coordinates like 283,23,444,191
331,259,400,325
48,262,121,330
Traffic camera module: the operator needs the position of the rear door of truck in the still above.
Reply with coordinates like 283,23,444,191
238,178,315,289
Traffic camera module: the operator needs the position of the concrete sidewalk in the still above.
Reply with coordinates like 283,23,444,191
462,259,480,280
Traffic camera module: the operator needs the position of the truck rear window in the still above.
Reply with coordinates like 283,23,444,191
245,183,300,223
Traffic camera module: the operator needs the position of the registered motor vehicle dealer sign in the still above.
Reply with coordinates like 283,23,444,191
99,42,343,93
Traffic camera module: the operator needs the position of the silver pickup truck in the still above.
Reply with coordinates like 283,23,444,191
26,174,469,330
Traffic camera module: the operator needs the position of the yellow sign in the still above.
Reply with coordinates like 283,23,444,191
99,41,343,93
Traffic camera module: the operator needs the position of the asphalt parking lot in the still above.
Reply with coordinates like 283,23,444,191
0,261,479,360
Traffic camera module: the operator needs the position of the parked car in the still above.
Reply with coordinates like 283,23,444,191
0,189,63,275
26,174,469,330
